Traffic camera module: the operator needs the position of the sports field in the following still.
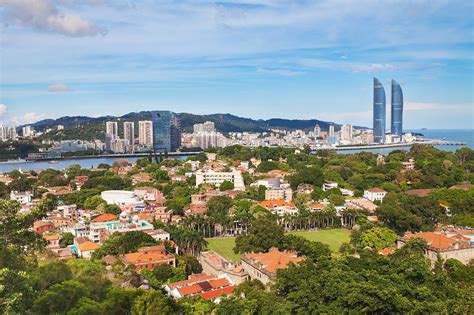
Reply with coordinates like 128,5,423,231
205,228,351,262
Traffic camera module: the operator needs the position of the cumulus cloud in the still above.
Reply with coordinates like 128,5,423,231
0,104,7,115
0,0,106,36
10,112,46,125
48,82,70,92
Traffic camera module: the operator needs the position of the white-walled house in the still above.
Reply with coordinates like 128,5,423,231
363,188,387,202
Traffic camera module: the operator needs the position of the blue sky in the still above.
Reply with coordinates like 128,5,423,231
0,0,473,128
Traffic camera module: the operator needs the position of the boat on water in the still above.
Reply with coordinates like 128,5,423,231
48,160,59,164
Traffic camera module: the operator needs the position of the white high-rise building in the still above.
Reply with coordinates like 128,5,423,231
105,121,118,139
138,120,153,146
329,125,335,137
193,121,216,133
123,122,135,150
22,126,33,138
341,124,353,141
314,124,321,138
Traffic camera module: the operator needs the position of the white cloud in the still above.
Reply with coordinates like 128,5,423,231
257,68,304,77
405,102,472,111
48,82,70,92
0,0,106,36
10,112,46,125
300,59,398,73
0,104,7,115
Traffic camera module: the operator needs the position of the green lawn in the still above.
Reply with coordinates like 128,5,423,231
205,229,351,262
288,229,351,252
205,237,240,262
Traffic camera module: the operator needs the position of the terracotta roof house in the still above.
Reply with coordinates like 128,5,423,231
77,241,101,259
398,231,474,265
199,251,249,285
259,200,298,216
91,213,117,222
164,274,235,300
241,248,304,285
122,245,176,271
405,189,434,198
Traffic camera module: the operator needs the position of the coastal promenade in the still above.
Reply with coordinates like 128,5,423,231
324,140,466,151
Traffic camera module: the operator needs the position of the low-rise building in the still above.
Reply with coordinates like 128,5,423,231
195,170,245,191
10,191,33,204
77,241,101,259
199,251,249,285
397,231,474,265
241,248,304,285
347,198,378,213
122,245,175,271
164,274,235,301
259,200,298,216
322,181,338,191
265,187,293,202
363,188,387,202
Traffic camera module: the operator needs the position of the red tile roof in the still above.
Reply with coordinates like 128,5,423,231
167,275,216,289
242,247,304,274
199,286,236,300
91,213,117,222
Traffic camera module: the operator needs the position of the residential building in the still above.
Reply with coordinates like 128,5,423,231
398,231,474,266
123,121,135,152
341,124,353,142
363,188,387,202
373,77,386,143
402,158,415,171
329,125,335,137
347,198,378,213
138,120,153,146
151,111,181,153
101,190,141,205
122,245,175,271
241,248,304,285
259,200,298,216
314,124,321,138
105,121,118,139
22,125,34,138
265,187,293,202
10,190,32,204
199,251,249,285
77,241,101,259
391,80,404,138
195,170,245,191
164,274,236,301
322,181,338,191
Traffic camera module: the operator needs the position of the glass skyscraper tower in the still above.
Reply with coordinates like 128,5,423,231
151,111,181,152
373,77,386,143
391,80,403,138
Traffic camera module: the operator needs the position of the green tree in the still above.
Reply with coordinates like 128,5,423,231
59,232,75,247
357,227,397,250
131,290,178,315
219,180,234,191
234,217,284,254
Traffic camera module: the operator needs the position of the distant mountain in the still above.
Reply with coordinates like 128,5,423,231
29,111,366,134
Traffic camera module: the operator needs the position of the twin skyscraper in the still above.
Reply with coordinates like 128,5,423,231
373,78,404,143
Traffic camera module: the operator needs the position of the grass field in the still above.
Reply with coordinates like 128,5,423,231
205,228,351,262
205,237,240,262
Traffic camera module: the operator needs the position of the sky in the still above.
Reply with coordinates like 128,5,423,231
0,0,473,129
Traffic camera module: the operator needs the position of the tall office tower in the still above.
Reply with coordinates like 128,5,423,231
105,121,118,139
123,122,135,151
138,120,153,146
151,111,181,152
341,124,353,141
373,77,386,143
329,125,335,137
0,125,5,141
391,79,403,138
314,124,321,138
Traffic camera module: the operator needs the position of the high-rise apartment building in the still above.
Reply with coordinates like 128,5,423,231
391,80,403,138
329,125,335,137
123,122,135,152
341,124,353,141
151,111,181,152
138,120,153,146
314,124,321,138
105,121,118,139
193,121,216,133
373,77,386,143
22,125,33,138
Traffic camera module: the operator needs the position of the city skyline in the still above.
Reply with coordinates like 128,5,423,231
0,0,472,129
